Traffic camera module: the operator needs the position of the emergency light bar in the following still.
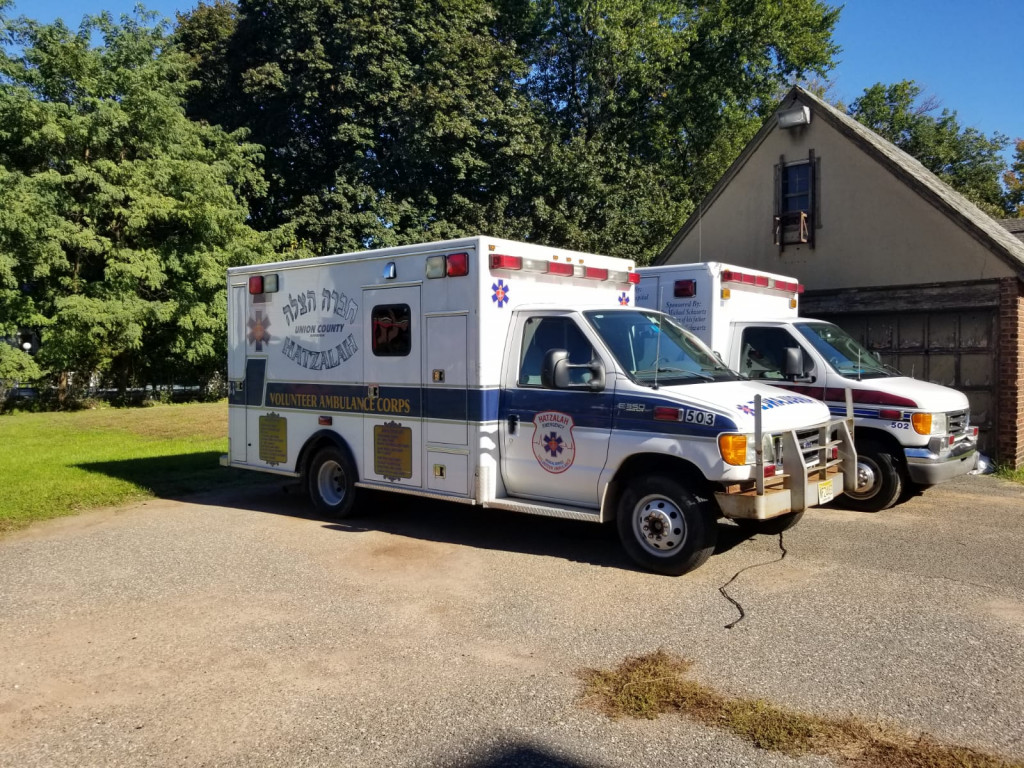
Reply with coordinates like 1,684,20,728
720,269,804,294
248,274,280,294
489,253,638,284
425,252,471,278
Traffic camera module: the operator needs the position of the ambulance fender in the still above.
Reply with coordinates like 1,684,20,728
296,429,358,480
602,453,715,522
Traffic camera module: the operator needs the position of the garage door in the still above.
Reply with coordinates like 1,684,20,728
815,309,996,455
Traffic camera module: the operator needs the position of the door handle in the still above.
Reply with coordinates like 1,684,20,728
508,413,519,435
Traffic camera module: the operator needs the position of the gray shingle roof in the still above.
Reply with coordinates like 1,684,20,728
1002,218,1024,243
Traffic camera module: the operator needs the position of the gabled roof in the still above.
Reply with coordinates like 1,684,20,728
1002,218,1024,244
656,86,1024,277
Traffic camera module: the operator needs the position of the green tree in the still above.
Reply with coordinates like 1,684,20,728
177,0,841,263
1004,138,1024,218
513,0,839,195
176,0,542,252
0,8,280,399
848,81,1010,217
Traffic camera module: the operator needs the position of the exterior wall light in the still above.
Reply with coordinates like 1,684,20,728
778,105,811,129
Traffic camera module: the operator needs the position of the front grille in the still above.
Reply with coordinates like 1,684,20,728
947,410,968,435
796,427,823,469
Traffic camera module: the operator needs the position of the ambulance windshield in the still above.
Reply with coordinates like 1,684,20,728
795,322,894,379
585,310,738,386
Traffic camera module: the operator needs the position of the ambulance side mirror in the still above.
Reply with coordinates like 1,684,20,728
542,350,606,392
783,346,814,381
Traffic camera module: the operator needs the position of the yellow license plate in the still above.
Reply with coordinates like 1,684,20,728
818,479,835,504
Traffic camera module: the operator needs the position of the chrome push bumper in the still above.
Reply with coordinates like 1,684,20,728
904,436,978,486
715,469,847,520
716,393,857,520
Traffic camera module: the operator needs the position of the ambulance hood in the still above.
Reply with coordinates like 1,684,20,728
661,380,831,433
842,376,969,412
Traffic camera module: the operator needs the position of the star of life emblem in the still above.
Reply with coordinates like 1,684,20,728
531,411,576,474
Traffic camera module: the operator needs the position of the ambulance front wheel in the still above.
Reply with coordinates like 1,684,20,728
837,441,903,513
307,446,358,519
617,475,717,576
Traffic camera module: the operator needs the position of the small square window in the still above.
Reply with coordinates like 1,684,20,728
372,304,412,356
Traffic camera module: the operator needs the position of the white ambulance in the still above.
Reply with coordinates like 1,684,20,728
223,237,855,575
637,262,979,512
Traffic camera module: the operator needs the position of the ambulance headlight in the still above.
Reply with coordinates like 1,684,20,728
911,412,947,435
718,434,750,466
719,433,777,467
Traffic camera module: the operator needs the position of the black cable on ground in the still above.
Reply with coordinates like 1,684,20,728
718,531,788,629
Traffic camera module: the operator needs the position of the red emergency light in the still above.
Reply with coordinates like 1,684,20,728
489,254,522,270
674,280,697,298
446,252,469,277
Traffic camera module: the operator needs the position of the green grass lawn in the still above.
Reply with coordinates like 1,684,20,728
996,465,1024,485
0,401,267,534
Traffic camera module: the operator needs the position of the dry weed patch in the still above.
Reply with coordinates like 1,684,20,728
579,650,1022,768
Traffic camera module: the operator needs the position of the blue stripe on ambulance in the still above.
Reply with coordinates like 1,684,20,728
826,405,909,421
501,389,737,437
262,381,738,437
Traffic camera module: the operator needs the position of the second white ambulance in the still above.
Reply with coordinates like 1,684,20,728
638,262,979,512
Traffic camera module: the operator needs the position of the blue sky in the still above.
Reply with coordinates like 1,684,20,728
10,0,1024,150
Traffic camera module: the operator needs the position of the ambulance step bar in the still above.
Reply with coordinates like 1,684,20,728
485,498,602,523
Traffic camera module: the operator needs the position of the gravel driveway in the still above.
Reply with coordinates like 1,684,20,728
1,474,1022,767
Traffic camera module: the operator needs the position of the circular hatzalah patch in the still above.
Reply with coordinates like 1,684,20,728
531,411,576,474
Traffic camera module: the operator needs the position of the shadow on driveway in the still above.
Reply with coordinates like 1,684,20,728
76,453,754,573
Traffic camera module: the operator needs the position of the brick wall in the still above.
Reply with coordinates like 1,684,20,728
997,277,1024,468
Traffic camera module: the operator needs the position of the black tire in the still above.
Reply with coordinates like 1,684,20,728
306,445,358,519
616,475,718,576
733,511,804,535
837,441,903,513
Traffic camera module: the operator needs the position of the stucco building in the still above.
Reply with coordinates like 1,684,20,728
656,87,1024,466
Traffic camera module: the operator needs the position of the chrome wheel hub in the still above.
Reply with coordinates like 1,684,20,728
316,460,347,506
852,459,878,497
634,496,686,557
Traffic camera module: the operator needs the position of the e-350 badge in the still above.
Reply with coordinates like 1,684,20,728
532,411,576,474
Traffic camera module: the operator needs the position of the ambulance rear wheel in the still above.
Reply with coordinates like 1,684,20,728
617,475,717,576
837,442,903,513
307,446,357,519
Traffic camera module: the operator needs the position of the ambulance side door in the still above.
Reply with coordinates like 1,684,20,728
498,311,614,506
362,286,423,488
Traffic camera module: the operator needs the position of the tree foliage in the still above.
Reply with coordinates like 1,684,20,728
19,2,1024,398
176,0,544,254
0,9,282,396
176,0,841,263
1004,138,1024,218
848,81,1011,217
